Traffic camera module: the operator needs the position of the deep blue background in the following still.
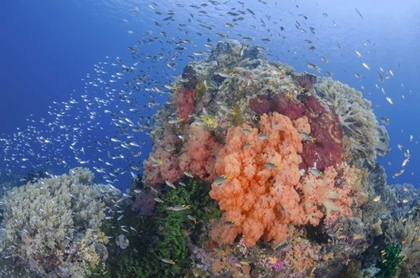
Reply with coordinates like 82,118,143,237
0,0,419,190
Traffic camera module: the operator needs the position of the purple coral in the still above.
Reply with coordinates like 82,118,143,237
272,260,285,272
133,191,156,217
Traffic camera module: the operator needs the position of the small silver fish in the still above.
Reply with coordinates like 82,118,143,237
161,258,176,265
392,169,404,178
167,204,189,211
184,171,194,178
309,167,322,177
154,197,164,203
213,176,229,186
300,132,314,142
264,162,278,169
242,128,252,134
307,63,321,72
258,133,270,140
165,180,176,189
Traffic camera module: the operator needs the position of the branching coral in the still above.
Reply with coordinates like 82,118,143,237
1,167,107,277
210,112,352,246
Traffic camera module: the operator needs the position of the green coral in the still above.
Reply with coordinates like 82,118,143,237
375,243,404,278
100,176,221,277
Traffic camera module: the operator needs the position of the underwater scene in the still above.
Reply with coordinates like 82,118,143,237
0,0,419,277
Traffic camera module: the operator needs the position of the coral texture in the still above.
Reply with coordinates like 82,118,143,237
292,73,317,92
173,87,196,122
142,123,183,187
210,112,352,246
250,93,344,172
315,77,380,165
1,167,107,277
179,123,222,183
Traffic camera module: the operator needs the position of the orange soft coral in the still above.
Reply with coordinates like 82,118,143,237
210,112,352,247
297,166,352,226
210,112,305,246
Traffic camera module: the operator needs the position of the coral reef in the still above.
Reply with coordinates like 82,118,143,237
0,167,108,277
139,40,392,277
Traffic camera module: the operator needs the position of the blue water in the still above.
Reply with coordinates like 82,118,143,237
0,0,419,190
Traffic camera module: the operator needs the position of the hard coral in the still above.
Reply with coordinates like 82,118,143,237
1,168,107,277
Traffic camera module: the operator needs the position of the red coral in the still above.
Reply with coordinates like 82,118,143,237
293,73,317,92
299,95,344,172
250,93,344,173
249,95,271,115
249,93,306,120
270,93,306,120
174,87,196,122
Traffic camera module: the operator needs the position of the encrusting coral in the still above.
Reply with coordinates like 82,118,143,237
315,77,379,166
1,167,108,277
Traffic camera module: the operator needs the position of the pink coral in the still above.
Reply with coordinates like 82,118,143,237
179,124,222,183
173,87,196,122
142,125,183,187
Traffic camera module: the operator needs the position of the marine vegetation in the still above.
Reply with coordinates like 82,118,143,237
375,243,404,278
98,175,221,277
